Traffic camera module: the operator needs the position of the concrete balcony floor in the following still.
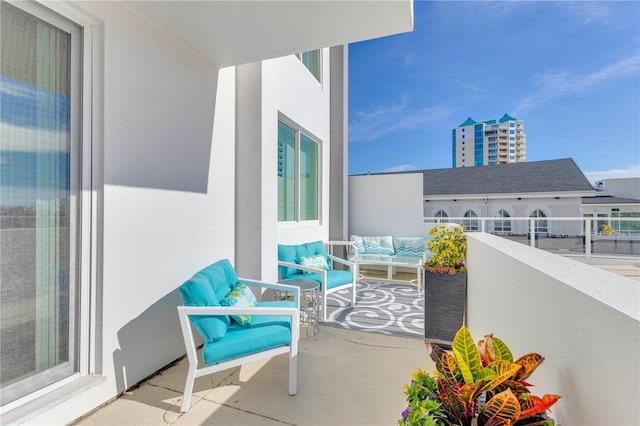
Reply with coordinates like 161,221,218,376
72,327,431,426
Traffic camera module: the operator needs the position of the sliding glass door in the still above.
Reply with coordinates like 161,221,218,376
1,0,82,406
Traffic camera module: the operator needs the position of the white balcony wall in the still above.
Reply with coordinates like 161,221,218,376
23,2,237,424
466,232,639,425
349,173,433,236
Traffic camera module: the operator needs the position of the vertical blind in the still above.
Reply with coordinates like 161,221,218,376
1,1,78,405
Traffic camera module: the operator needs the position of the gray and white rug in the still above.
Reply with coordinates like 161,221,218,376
322,281,424,338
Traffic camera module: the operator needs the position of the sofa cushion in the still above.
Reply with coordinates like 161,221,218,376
201,300,294,365
393,237,430,257
298,253,330,274
278,240,330,279
349,235,365,255
363,236,395,255
179,275,230,343
220,282,257,326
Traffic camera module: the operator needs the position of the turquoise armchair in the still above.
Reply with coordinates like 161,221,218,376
177,259,300,412
277,240,357,321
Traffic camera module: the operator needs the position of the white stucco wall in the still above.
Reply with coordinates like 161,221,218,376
265,51,332,252
425,195,584,235
467,233,640,425
25,2,237,424
349,173,432,237
596,177,640,199
234,50,333,283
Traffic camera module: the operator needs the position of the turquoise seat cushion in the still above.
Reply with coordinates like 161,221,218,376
201,300,294,365
285,270,353,290
393,237,431,257
179,275,230,343
278,241,331,279
363,236,395,255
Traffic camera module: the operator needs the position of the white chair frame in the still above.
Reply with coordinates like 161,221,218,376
177,279,300,412
278,254,357,322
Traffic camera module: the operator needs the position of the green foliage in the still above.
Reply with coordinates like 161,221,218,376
425,226,467,275
399,326,561,426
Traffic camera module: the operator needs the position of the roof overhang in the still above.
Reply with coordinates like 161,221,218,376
121,0,414,67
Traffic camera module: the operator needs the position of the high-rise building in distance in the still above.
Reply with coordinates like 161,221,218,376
452,114,526,168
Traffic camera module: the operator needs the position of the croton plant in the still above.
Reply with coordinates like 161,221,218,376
400,326,561,426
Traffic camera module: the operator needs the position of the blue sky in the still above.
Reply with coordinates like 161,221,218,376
348,1,640,183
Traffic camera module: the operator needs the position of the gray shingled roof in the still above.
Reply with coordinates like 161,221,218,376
582,196,640,205
420,158,595,196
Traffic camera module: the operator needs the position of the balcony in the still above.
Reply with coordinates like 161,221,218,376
73,221,639,425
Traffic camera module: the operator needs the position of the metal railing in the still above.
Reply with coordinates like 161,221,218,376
423,216,640,258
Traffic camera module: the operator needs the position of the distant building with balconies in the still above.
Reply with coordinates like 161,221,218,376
452,114,526,167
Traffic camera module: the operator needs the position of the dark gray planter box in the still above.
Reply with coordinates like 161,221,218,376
424,271,467,349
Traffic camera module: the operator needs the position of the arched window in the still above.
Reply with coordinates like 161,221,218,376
529,209,548,233
435,210,448,223
495,209,511,232
462,210,479,231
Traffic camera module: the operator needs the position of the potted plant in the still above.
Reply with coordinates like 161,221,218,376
424,225,467,347
400,326,561,426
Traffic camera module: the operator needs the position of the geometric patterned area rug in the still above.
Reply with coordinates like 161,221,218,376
321,281,424,339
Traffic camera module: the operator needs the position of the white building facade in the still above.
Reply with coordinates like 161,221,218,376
0,1,414,424
452,114,526,168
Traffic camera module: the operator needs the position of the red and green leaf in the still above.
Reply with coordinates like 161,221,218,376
479,389,521,426
514,353,544,381
520,394,561,418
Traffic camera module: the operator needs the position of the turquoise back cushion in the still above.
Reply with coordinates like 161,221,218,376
194,258,237,301
349,235,365,256
363,236,395,255
179,259,239,343
393,237,431,257
278,240,330,279
180,275,231,343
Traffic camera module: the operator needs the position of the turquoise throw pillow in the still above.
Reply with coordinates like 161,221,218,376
220,282,257,326
297,253,330,275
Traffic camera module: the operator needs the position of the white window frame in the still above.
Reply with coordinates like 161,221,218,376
277,117,322,226
296,49,322,83
1,0,101,416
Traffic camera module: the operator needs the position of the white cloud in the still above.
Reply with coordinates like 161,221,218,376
559,1,614,26
457,80,482,94
513,54,640,115
383,164,416,173
583,165,640,184
350,98,453,143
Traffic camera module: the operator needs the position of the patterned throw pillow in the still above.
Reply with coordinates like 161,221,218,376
363,236,395,255
297,253,330,275
220,282,257,326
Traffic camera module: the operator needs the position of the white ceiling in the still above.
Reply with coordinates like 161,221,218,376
121,0,414,67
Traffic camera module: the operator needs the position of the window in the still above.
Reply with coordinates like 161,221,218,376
435,210,448,223
494,209,511,232
298,50,320,82
278,120,319,222
1,0,84,406
612,211,640,236
463,210,479,231
530,209,548,233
